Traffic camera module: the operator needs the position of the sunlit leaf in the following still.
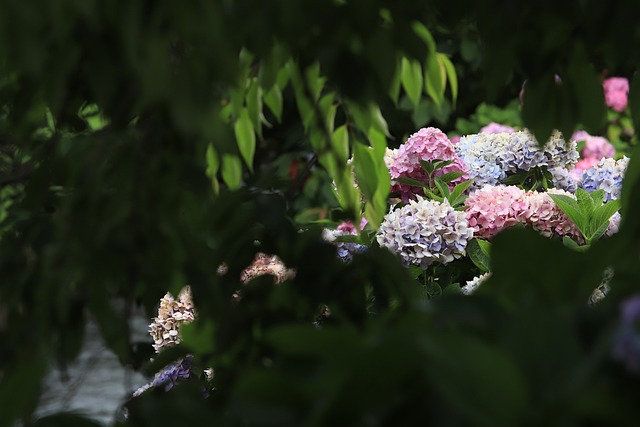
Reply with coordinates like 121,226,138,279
221,153,243,189
234,109,256,171
401,57,423,108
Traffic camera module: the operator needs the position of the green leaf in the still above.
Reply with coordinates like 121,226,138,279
467,238,491,272
562,236,590,252
439,53,458,106
263,85,283,122
290,64,315,130
420,159,436,174
234,109,256,171
549,194,587,234
205,143,220,194
424,188,444,202
449,179,472,201
425,53,445,107
590,220,610,243
389,58,402,104
432,159,454,170
353,143,379,201
305,62,325,102
181,319,216,354
631,72,640,138
246,78,262,135
621,143,640,219
393,177,427,188
221,153,243,190
438,171,464,183
412,21,436,53
590,199,621,239
503,172,527,186
407,265,424,279
370,104,391,137
575,187,595,215
590,189,605,208
276,60,292,88
368,127,388,158
401,57,423,108
566,46,606,134
331,125,349,162
442,283,462,295
258,43,288,89
433,176,450,198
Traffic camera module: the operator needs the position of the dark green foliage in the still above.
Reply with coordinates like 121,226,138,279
2,1,640,426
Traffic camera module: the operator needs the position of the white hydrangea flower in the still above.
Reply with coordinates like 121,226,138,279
376,197,473,269
461,272,492,295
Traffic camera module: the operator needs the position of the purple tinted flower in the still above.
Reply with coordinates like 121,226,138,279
153,357,193,391
612,294,640,373
579,157,629,202
133,357,194,397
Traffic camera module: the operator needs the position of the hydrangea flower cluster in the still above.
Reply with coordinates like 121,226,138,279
322,221,368,263
572,130,616,160
464,185,529,239
579,156,629,202
480,122,515,134
455,130,579,189
570,131,617,181
606,212,621,237
521,189,583,242
149,286,196,353
384,127,469,201
461,272,492,295
464,185,582,241
571,158,600,181
376,197,473,269
603,77,629,112
548,166,579,193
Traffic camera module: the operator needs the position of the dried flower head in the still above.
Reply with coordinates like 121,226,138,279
240,252,296,284
149,286,196,353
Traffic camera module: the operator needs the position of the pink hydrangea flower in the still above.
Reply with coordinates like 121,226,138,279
570,157,600,181
571,130,616,160
385,127,469,201
522,190,583,243
480,122,516,134
603,77,629,112
464,185,529,239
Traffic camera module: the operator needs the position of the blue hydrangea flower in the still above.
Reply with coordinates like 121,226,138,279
579,157,629,202
133,357,193,397
455,130,579,190
322,228,368,263
548,166,578,193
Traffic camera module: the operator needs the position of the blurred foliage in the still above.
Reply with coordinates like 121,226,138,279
1,1,640,426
